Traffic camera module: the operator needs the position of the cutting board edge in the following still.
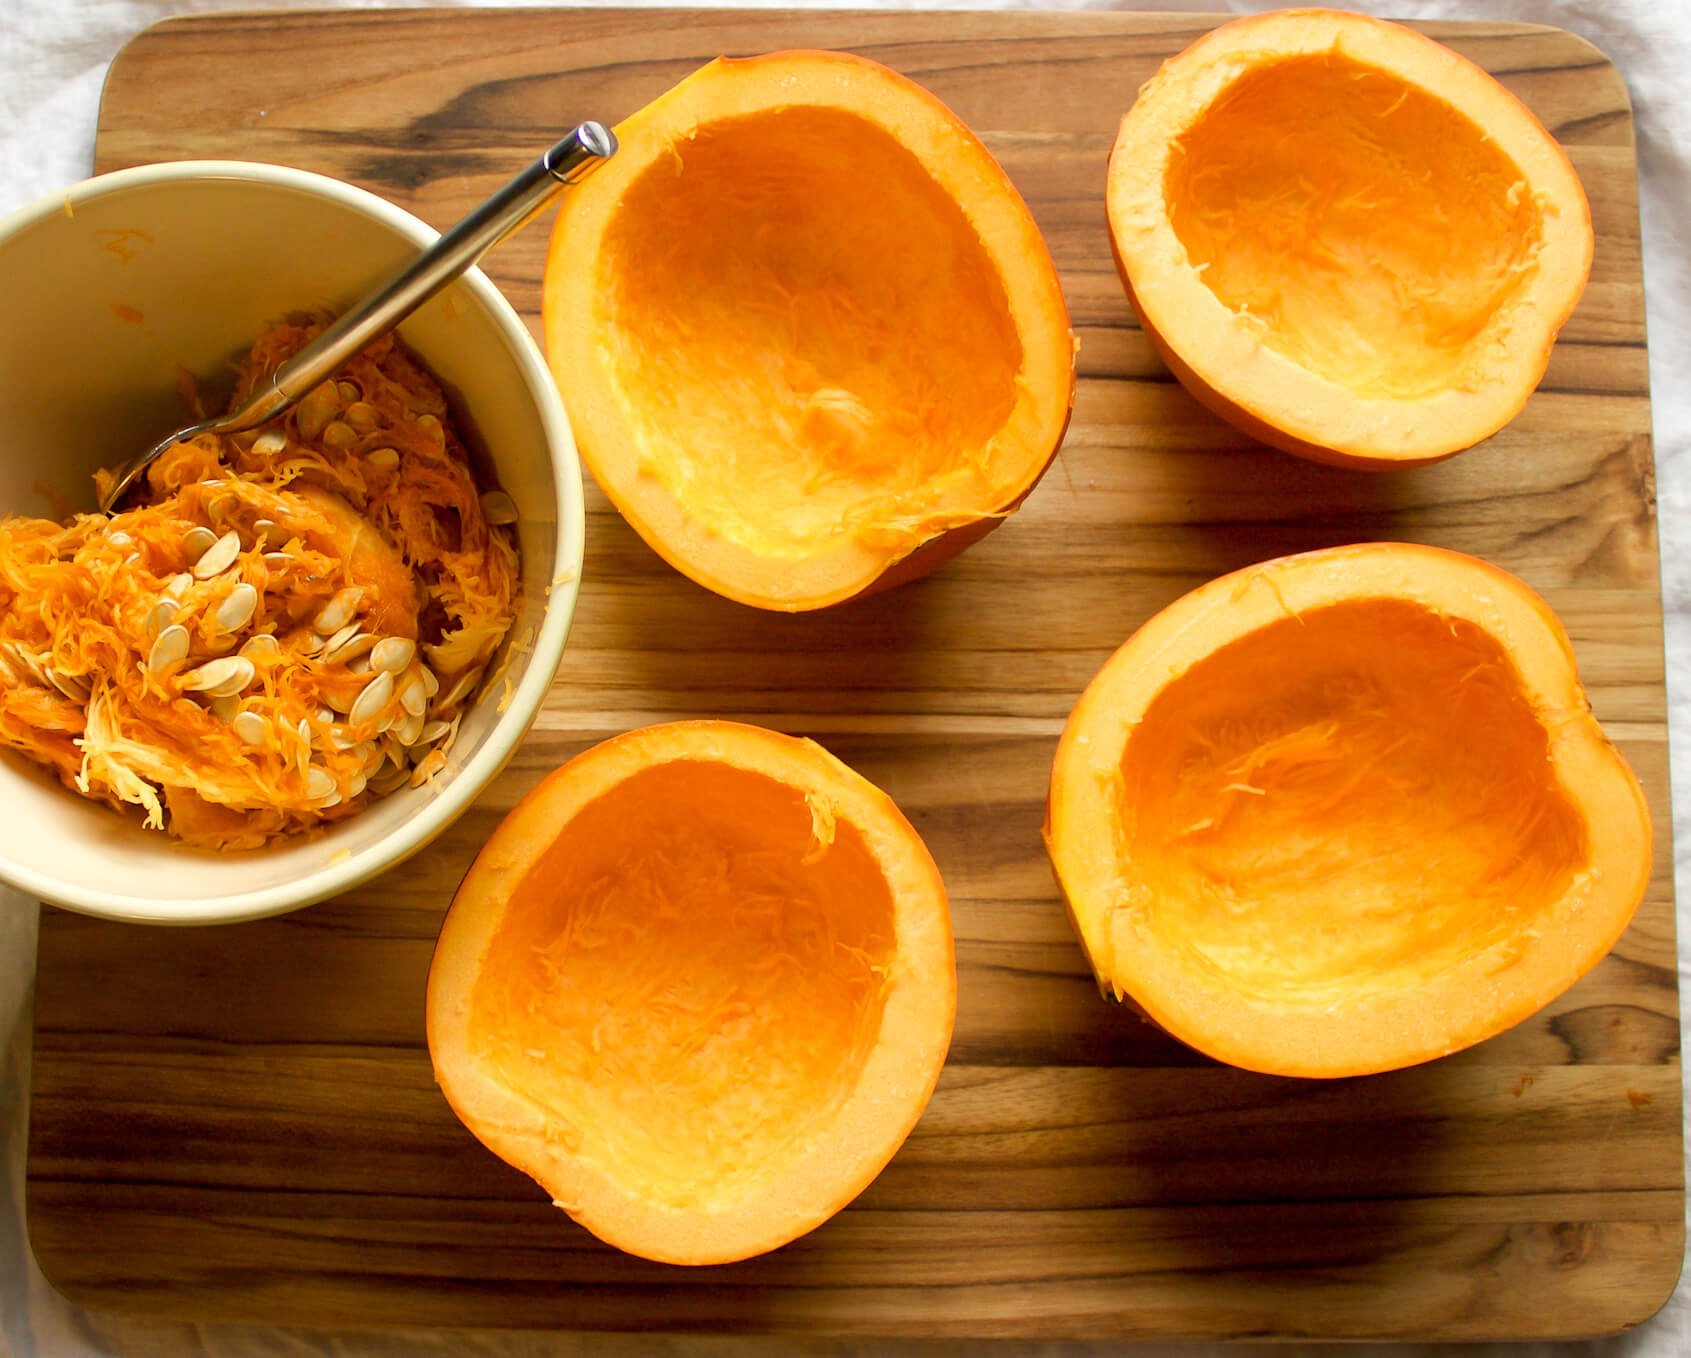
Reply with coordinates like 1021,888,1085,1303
22,1209,1689,1342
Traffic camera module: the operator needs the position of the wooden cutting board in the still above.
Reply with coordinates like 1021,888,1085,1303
27,7,1682,1341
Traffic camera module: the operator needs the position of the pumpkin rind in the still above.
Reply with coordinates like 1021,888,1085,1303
427,720,955,1264
1106,9,1594,469
1044,543,1651,1078
543,50,1075,609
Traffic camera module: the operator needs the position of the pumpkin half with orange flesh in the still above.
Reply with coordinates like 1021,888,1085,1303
426,720,955,1264
1106,9,1593,469
1045,544,1651,1078
543,50,1075,610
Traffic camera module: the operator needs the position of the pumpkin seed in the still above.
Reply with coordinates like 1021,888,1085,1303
436,667,479,712
215,582,259,633
147,623,190,672
296,719,312,777
164,573,193,600
398,673,428,717
342,401,378,434
346,771,369,801
311,586,363,634
335,634,380,667
359,741,386,776
322,420,359,451
11,646,51,687
206,493,237,528
262,550,292,569
416,718,451,746
418,664,440,698
370,637,415,674
144,598,179,641
349,670,394,727
48,669,91,703
479,490,518,525
394,708,424,746
370,764,410,796
232,711,267,746
107,531,132,548
317,623,363,663
253,428,288,456
181,525,218,561
239,633,282,662
253,519,286,550
208,695,242,722
192,529,242,580
346,654,373,676
1,645,29,683
179,655,255,699
416,413,444,449
364,446,400,473
325,686,355,715
296,382,341,441
304,766,336,802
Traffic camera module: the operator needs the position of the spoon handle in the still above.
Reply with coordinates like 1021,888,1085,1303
233,121,616,429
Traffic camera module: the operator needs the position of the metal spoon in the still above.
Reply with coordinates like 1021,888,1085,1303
99,121,616,512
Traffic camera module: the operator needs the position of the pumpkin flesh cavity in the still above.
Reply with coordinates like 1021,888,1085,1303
1167,53,1545,402
545,51,1075,609
467,759,897,1211
1046,545,1651,1078
429,720,955,1263
603,106,1023,559
1118,598,1586,1005
1107,10,1593,467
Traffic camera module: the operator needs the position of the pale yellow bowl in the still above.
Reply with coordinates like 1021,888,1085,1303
0,161,584,924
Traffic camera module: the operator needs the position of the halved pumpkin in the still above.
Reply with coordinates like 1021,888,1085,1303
1106,9,1593,468
543,50,1075,610
1044,543,1651,1078
426,720,955,1264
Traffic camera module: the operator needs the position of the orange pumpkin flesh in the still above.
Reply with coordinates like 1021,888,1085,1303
427,721,954,1264
543,50,1075,610
1045,544,1651,1078
1106,9,1593,468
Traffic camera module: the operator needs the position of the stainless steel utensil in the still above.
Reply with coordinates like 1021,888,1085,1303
98,121,615,512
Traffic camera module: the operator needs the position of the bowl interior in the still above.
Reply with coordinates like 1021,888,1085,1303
0,164,582,922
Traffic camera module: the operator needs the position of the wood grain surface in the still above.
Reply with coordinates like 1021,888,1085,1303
27,6,1682,1340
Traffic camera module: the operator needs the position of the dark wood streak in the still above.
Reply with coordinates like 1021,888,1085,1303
31,5,1682,1344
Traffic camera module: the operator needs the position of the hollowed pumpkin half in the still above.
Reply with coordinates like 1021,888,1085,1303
1106,9,1593,469
426,720,955,1264
543,50,1075,610
1045,544,1651,1078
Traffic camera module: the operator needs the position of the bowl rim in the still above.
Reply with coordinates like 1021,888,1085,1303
0,158,585,925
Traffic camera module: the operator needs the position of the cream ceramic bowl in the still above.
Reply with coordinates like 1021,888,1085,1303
0,161,584,924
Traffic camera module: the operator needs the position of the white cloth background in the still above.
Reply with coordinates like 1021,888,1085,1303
1,1,1687,1355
